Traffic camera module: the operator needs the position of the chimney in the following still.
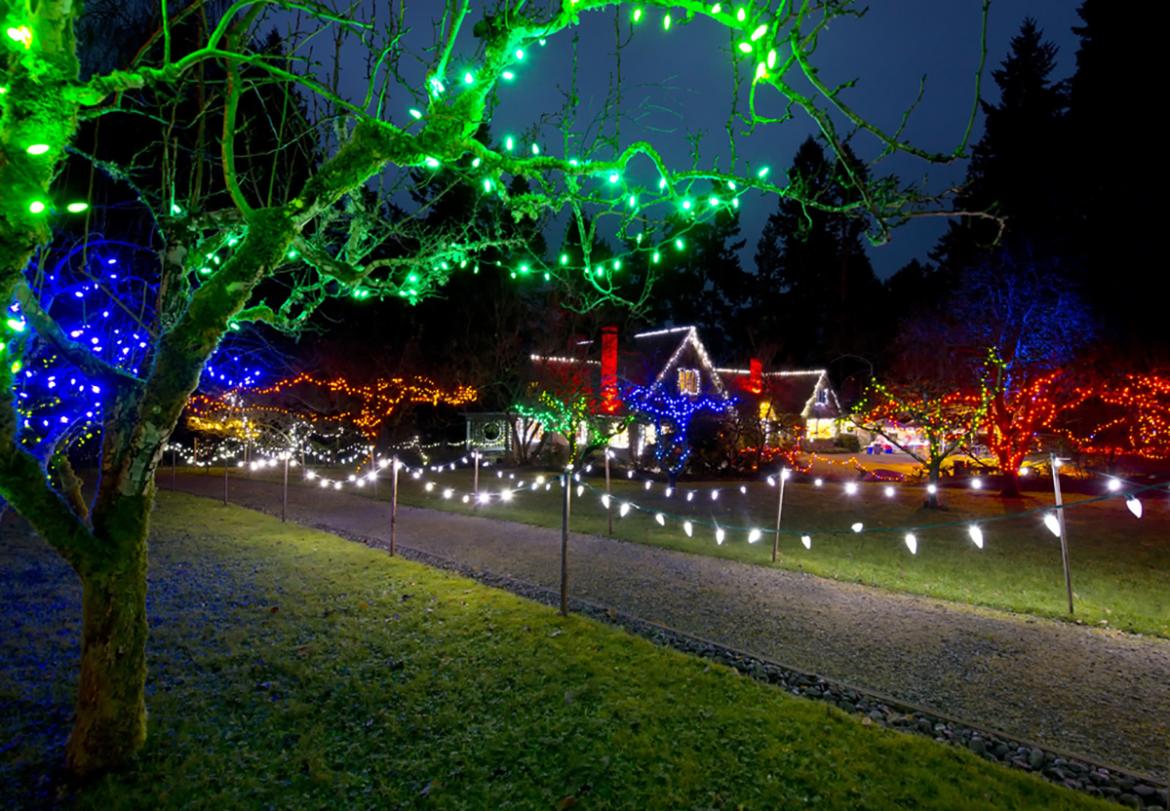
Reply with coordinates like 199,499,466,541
745,357,763,394
600,325,620,413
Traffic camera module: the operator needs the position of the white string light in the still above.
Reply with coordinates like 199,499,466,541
1126,496,1143,518
968,525,984,549
851,522,864,533
904,533,918,555
1043,513,1061,536
683,521,693,537
801,534,812,549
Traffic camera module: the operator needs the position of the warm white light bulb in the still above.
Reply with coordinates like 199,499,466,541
1043,513,1061,537
801,534,812,550
683,521,693,537
814,478,823,487
655,513,665,526
715,528,726,545
968,525,984,549
1107,477,1121,492
904,533,918,555
883,485,895,498
851,522,863,533
619,502,631,517
1126,496,1143,518
747,528,762,543
845,482,858,495
971,477,983,490
601,494,611,509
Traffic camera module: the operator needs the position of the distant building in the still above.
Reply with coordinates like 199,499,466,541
467,325,843,459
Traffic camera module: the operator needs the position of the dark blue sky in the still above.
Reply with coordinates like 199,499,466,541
475,1,1082,279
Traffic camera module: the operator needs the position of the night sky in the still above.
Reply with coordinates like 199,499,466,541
319,1,1082,280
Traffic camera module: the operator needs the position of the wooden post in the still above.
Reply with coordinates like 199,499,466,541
771,467,787,563
560,468,572,616
223,456,229,506
604,450,613,536
281,456,289,523
389,456,399,557
1050,453,1074,614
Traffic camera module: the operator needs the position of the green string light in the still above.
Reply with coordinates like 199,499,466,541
25,143,50,156
28,201,46,214
663,13,672,30
66,202,89,213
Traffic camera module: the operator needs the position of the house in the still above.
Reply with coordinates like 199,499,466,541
468,325,843,460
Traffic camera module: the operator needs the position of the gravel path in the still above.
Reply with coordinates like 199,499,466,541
170,473,1170,782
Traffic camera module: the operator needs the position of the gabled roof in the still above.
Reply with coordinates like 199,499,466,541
714,366,841,419
632,326,730,398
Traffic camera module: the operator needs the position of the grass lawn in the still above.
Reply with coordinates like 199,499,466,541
1,493,1108,809
275,464,1170,638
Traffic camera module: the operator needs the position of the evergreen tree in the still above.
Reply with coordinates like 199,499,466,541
934,19,1070,272
751,137,883,366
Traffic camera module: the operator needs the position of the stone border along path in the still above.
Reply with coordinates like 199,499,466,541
169,473,1170,806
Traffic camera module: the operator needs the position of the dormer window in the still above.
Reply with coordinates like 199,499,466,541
677,368,700,395
815,387,829,406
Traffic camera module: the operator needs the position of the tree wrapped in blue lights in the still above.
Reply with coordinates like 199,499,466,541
623,383,736,484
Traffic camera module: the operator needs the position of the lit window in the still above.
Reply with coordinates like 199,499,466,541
816,387,829,406
677,368,699,395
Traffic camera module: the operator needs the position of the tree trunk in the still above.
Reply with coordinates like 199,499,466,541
66,532,148,777
924,459,942,509
999,468,1022,498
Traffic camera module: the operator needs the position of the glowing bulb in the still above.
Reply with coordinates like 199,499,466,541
735,7,746,22
1043,513,1061,537
664,487,673,498
28,201,46,214
737,42,753,54
25,143,50,155
904,533,918,555
686,491,695,502
851,522,863,533
514,48,526,61
971,477,983,490
1106,478,1121,492
750,24,768,41
683,521,693,538
477,492,491,504
619,502,631,517
6,26,32,48
505,136,514,151
739,485,747,494
710,490,719,501
715,528,726,545
1126,496,1143,519
801,535,812,550
442,488,454,499
576,485,584,497
601,494,611,509
927,484,938,495
766,475,775,487
748,528,762,544
883,485,895,498
632,7,642,22
844,482,858,495
463,71,474,84
655,513,665,526
424,156,440,169
644,480,653,490
663,12,671,30
968,525,984,549
502,70,515,81
814,478,823,487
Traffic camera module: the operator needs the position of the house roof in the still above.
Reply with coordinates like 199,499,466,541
530,326,838,417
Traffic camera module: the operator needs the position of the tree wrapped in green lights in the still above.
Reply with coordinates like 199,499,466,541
850,381,983,508
1,0,989,774
512,388,630,465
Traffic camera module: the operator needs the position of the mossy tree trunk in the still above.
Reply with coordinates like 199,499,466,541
66,520,149,775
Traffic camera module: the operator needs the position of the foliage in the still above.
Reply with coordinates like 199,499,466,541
512,388,629,466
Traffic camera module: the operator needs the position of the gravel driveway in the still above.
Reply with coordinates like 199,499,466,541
169,473,1170,781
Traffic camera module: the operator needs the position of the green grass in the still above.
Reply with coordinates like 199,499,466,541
289,465,1170,638
1,493,1108,809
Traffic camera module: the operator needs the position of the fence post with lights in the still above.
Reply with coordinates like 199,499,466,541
473,450,480,496
390,456,399,557
772,467,788,563
604,449,613,536
1050,453,1074,614
281,455,289,522
560,466,573,616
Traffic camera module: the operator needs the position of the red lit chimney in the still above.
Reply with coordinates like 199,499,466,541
600,325,620,413
745,357,763,394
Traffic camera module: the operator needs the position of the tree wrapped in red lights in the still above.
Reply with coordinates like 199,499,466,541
850,382,982,507
977,350,1082,496
1055,373,1170,461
